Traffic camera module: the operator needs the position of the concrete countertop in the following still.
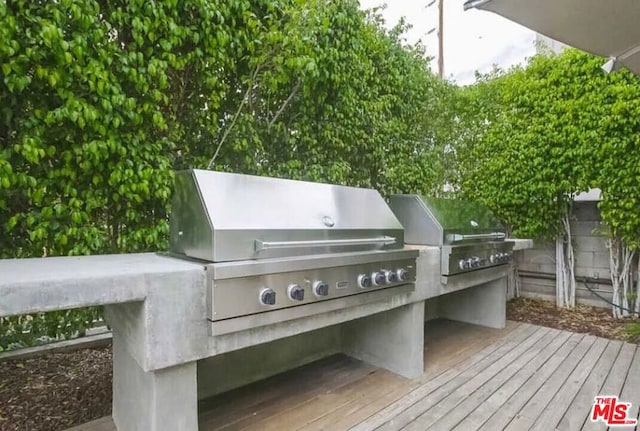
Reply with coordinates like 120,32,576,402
508,238,534,251
0,253,205,317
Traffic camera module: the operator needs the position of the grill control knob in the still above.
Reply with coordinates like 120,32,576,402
358,274,372,288
287,284,305,301
372,271,386,286
384,270,398,283
312,280,329,297
259,288,276,306
489,254,496,264
459,259,467,270
397,268,409,282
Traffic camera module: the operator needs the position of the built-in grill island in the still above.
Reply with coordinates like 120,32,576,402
4,171,523,431
389,194,511,329
170,169,418,335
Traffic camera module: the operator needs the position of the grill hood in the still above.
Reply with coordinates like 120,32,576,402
388,195,506,247
170,170,404,262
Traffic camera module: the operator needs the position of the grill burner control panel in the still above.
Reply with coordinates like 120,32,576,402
209,258,415,322
359,268,408,288
458,252,512,270
443,243,513,275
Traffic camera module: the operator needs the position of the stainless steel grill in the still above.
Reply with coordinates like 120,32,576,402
388,195,513,277
169,170,417,333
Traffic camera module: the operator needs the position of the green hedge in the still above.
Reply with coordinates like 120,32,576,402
0,0,454,350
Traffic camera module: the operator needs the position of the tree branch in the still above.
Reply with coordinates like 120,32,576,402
207,65,261,169
268,79,301,128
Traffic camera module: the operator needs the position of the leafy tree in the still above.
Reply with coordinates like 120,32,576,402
457,50,607,308
594,67,640,317
0,0,279,348
203,0,456,197
457,48,640,316
0,0,455,348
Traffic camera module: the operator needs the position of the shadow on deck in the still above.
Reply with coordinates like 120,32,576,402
68,319,640,431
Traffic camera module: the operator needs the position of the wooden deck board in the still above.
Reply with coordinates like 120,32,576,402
65,320,640,431
204,358,376,430
350,322,530,431
618,345,640,426
197,355,352,427
528,337,610,431
433,328,568,431
244,370,400,431
556,340,623,431
402,327,552,431
422,319,521,376
477,332,585,431
455,329,571,431
299,376,409,431
503,334,598,431
581,342,637,431
372,324,540,431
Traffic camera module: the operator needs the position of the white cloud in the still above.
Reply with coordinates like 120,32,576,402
358,0,536,85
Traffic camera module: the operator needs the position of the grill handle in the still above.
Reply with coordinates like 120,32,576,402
255,236,397,252
447,232,506,243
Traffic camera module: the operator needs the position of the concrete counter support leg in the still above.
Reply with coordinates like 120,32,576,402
111,329,198,431
438,277,507,329
341,301,424,379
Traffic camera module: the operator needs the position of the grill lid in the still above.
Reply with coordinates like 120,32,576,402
388,195,506,246
170,170,404,262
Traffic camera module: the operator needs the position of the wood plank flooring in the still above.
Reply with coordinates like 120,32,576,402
68,319,640,431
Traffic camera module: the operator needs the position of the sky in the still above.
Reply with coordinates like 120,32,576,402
358,0,538,85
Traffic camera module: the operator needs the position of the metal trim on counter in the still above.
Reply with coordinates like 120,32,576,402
207,249,419,280
438,265,508,292
210,283,415,335
207,257,416,321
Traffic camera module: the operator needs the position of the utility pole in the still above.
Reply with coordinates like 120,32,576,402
438,0,444,78
426,0,444,78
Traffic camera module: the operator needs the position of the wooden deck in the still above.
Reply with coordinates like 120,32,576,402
69,320,640,431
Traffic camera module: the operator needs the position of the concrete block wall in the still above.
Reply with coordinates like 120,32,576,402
515,201,614,308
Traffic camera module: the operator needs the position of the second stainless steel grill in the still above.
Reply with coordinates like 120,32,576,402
389,195,513,277
169,170,418,334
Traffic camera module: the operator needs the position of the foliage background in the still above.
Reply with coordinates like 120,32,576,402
5,1,640,349
454,48,640,246
454,48,640,313
0,0,455,350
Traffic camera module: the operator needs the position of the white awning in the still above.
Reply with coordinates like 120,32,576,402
464,0,640,74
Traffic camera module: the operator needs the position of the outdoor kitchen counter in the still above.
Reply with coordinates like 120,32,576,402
0,253,205,317
0,251,428,431
0,251,428,372
508,238,534,250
